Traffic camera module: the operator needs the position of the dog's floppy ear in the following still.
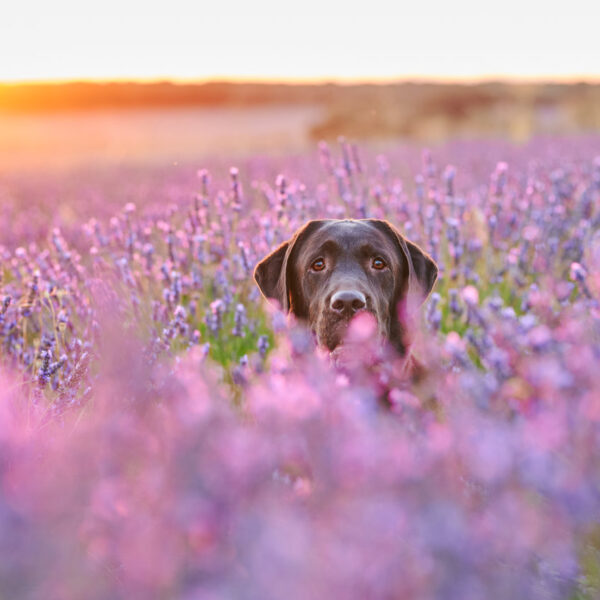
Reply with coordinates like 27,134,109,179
254,220,324,313
368,219,438,303
253,242,288,308
402,237,439,301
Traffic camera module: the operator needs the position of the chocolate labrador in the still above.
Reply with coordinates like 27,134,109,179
254,219,438,361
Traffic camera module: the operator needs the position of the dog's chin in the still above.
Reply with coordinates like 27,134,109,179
320,321,348,352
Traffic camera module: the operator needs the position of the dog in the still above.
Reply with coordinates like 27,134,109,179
254,219,438,377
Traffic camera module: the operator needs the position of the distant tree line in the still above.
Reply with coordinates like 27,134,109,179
1,81,598,140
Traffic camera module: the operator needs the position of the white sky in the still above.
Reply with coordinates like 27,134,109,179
1,0,598,82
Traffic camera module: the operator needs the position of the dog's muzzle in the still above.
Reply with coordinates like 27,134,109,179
316,288,376,350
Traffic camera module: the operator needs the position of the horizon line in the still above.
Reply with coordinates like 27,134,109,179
2,74,600,87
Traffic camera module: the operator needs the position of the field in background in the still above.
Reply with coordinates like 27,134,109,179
1,80,600,172
0,105,322,172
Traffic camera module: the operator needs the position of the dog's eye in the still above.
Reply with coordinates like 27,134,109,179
311,258,326,271
372,257,387,270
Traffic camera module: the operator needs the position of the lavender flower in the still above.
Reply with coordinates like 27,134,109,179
258,334,269,358
0,137,599,600
232,303,247,337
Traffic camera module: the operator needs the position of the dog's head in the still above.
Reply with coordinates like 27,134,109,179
254,219,438,355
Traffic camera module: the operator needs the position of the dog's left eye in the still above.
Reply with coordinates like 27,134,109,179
372,257,387,270
311,258,326,271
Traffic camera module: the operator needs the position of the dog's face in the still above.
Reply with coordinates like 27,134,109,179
254,219,438,355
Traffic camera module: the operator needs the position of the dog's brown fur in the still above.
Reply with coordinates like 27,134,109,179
254,219,438,372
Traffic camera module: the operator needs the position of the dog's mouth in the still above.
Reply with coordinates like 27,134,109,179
322,319,351,352
317,309,378,352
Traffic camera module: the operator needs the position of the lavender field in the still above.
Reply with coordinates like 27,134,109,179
1,135,600,599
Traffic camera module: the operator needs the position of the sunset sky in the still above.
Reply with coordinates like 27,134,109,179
1,0,598,83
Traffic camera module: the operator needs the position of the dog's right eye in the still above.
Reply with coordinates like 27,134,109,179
372,257,387,270
311,258,326,271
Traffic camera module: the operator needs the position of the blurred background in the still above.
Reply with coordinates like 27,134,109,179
0,0,598,172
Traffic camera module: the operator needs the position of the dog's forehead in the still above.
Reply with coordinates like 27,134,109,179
303,220,394,254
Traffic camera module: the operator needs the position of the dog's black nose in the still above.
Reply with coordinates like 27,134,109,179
330,290,367,315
